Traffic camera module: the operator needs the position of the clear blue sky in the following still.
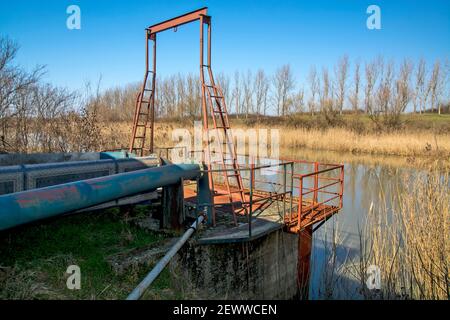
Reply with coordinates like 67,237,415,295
1,0,449,92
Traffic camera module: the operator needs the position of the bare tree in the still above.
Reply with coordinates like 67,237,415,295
427,60,447,115
291,87,305,113
273,64,295,116
349,59,361,112
319,67,331,111
216,72,231,109
176,74,187,116
242,70,253,118
0,37,45,152
307,66,319,116
335,55,349,115
186,73,201,117
253,69,269,118
374,59,393,115
232,71,242,117
428,61,440,114
413,58,427,114
364,58,381,114
393,59,413,114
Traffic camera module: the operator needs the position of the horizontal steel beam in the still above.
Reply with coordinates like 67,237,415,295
0,163,201,231
147,7,208,35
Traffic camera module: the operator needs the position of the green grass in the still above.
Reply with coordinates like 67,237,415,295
0,207,179,300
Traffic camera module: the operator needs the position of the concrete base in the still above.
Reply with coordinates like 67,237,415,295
170,228,299,299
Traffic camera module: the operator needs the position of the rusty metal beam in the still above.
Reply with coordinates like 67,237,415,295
147,7,208,35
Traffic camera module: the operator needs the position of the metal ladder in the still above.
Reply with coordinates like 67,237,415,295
202,64,247,220
130,69,156,156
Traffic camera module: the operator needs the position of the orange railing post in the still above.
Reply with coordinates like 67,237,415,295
313,162,319,206
339,165,344,209
297,177,303,231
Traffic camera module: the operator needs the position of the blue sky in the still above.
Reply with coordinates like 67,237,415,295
0,0,449,92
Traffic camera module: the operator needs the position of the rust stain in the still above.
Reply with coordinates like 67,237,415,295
17,185,80,208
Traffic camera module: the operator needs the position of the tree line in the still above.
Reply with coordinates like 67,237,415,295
0,37,104,153
1,35,449,153
96,55,449,124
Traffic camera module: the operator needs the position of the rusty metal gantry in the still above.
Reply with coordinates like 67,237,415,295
129,7,209,156
130,7,247,220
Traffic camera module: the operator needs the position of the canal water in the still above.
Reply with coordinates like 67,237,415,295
280,148,420,299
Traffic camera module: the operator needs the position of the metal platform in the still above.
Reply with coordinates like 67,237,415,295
184,177,343,244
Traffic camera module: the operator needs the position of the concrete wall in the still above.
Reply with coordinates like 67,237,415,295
170,229,299,299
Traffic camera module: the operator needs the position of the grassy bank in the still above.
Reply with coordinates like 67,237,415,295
0,207,182,300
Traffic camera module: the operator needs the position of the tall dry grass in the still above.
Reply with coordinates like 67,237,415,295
275,127,450,158
350,167,449,299
101,121,450,160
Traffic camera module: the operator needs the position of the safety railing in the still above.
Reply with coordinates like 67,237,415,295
152,146,344,235
291,162,344,231
193,159,294,237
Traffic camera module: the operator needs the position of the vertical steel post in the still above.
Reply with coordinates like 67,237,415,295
290,162,294,222
149,36,157,154
207,15,211,68
298,177,303,231
313,162,319,205
199,16,216,225
283,162,287,220
248,163,254,238
297,225,313,299
339,165,344,208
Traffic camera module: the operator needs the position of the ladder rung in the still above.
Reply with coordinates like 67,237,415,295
202,64,210,67
134,136,145,139
139,113,148,116
205,85,214,88
144,89,152,92
210,95,222,99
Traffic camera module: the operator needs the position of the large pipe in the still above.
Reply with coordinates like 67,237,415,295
127,214,204,300
0,163,201,231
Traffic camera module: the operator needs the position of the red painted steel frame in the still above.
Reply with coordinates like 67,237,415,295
147,7,208,37
130,7,209,155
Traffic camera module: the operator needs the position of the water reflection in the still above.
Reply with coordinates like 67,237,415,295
282,149,419,299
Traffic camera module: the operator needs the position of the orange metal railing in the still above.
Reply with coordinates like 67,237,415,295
156,147,344,234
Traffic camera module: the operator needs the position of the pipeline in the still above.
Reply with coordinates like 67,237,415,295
127,214,205,300
0,163,200,231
